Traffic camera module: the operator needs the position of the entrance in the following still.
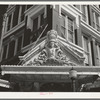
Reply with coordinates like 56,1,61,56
40,82,71,92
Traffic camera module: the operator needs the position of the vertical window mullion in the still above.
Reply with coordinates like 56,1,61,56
5,17,8,32
18,6,22,24
83,36,89,65
44,6,47,18
10,13,13,29
94,12,96,28
65,16,68,40
6,44,9,59
99,46,100,65
96,44,99,65
21,34,24,48
38,15,40,29
14,39,18,55
85,6,89,23
88,39,92,65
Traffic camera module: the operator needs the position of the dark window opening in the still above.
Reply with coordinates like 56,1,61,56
12,5,20,27
17,36,22,52
21,5,26,22
40,13,44,26
68,17,74,43
8,40,15,58
7,14,11,31
33,17,38,31
2,45,7,60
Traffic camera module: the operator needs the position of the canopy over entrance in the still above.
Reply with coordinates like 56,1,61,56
1,30,100,91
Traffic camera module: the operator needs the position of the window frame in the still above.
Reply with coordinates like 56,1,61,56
95,42,100,65
61,11,75,43
92,10,100,31
80,5,89,23
82,34,90,65
16,34,24,53
32,10,45,32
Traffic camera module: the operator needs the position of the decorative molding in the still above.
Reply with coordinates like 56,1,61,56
26,30,83,66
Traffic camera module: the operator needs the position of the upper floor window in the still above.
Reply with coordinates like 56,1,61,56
17,35,23,52
83,35,89,65
61,12,75,43
8,40,15,58
95,43,100,65
81,5,88,23
12,5,20,27
68,17,74,43
7,14,12,31
32,12,44,32
92,11,100,31
20,5,26,22
2,45,8,60
6,5,26,32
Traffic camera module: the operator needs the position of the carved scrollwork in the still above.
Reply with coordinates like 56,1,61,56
27,30,77,66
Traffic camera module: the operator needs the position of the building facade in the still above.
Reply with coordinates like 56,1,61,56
0,5,100,92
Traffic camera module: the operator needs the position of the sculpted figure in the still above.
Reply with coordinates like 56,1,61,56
45,30,58,60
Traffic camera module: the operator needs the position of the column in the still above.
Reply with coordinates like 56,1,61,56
77,16,83,47
91,38,97,66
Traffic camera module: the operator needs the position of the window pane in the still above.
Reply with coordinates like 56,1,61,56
12,5,20,27
83,36,88,52
17,36,22,52
61,26,66,36
81,5,86,22
33,17,38,31
21,5,25,22
61,13,65,26
95,14,100,31
68,31,73,42
7,14,11,31
8,40,15,58
2,45,7,59
68,17,74,43
40,13,44,26
83,36,89,64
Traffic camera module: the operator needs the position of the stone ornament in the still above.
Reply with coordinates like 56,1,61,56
27,30,76,66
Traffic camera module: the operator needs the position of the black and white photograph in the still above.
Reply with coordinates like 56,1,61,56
1,2,100,94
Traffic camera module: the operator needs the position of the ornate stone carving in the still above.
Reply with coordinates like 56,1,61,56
27,30,76,66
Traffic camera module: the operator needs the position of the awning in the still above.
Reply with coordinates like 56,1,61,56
1,65,100,75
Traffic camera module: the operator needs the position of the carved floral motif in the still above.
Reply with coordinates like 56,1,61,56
27,30,77,66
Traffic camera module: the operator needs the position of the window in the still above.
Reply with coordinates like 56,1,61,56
7,14,12,31
2,45,7,60
17,36,23,52
68,17,74,43
60,12,75,43
40,13,44,26
61,13,66,36
33,17,38,32
8,40,15,58
32,12,44,32
81,5,87,22
20,5,26,22
92,11,100,31
12,5,20,27
95,43,100,65
83,36,89,65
